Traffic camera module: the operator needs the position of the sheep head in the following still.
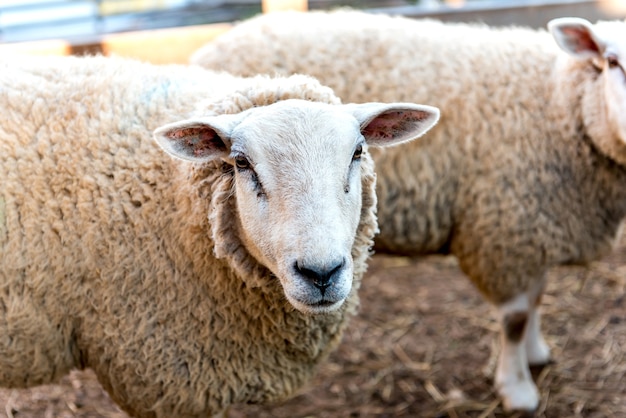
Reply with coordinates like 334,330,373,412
154,99,439,314
549,17,626,165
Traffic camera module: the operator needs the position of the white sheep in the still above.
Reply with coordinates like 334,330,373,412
191,10,626,412
0,54,439,417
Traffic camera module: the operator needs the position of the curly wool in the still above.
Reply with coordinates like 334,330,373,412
191,10,626,304
0,55,377,417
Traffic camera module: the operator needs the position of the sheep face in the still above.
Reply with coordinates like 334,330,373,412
228,102,365,315
154,99,439,314
550,18,626,156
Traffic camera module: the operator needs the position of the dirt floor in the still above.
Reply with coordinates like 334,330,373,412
0,245,624,418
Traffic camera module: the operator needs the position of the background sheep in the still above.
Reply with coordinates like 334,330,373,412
191,10,626,412
0,54,439,417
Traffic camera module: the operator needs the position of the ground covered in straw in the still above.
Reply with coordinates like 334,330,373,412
0,246,624,417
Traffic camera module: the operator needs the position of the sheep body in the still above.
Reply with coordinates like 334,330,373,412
191,10,626,411
0,54,439,417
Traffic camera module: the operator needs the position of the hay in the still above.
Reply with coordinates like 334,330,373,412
0,246,624,417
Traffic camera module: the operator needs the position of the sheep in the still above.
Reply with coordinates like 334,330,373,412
190,10,626,412
0,54,440,418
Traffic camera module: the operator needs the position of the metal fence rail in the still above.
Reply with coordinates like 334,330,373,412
0,0,623,44
0,0,262,43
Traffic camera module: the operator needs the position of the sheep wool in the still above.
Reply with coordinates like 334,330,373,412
191,10,626,412
0,54,440,417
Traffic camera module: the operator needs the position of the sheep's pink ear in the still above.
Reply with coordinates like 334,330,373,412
548,17,604,60
153,114,240,163
345,102,440,147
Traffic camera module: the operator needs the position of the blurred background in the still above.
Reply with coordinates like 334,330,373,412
1,0,625,62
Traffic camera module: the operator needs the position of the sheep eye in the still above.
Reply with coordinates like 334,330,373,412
235,156,250,170
352,144,363,161
607,54,620,69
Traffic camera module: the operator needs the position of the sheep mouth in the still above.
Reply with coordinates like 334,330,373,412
313,299,337,308
289,295,345,314
306,299,344,314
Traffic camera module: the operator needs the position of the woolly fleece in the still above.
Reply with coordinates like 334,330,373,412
0,55,379,417
191,10,626,303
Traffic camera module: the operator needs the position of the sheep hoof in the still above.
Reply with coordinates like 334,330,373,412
498,379,539,413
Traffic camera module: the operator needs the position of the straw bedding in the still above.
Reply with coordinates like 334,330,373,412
0,246,623,417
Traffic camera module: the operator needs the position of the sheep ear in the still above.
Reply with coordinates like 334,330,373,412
548,17,605,60
345,102,440,147
153,114,242,163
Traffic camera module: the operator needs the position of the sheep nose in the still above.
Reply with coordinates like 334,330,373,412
294,258,346,292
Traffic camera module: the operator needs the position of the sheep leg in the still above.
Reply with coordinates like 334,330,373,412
525,278,551,366
0,292,74,387
494,292,539,412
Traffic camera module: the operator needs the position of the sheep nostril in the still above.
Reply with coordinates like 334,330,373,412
294,258,346,292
